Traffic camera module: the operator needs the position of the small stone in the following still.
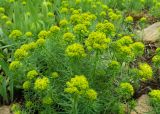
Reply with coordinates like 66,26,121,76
138,22,160,44
0,106,11,114
131,94,154,114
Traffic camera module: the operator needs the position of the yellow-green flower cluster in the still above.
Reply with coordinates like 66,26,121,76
26,12,30,16
64,75,97,100
60,7,69,14
71,9,81,14
118,103,126,114
112,36,144,62
102,4,108,11
9,61,22,71
8,0,15,3
152,55,160,67
47,12,54,17
65,43,86,57
64,75,89,94
9,30,23,39
6,20,12,26
140,17,147,23
42,96,53,105
49,25,60,33
36,38,46,46
38,30,50,39
70,14,81,24
149,90,160,102
62,1,69,7
119,46,135,61
34,77,49,91
130,68,140,78
19,44,29,51
25,101,33,108
15,42,37,61
119,82,134,99
20,42,37,52
27,70,38,80
25,32,33,37
63,32,75,43
14,48,28,60
108,11,122,21
10,102,22,114
117,36,133,46
13,110,21,114
125,16,133,23
51,72,59,78
1,14,8,20
153,48,160,66
73,24,89,36
156,48,160,55
86,89,97,100
96,1,102,5
27,42,37,50
20,44,29,51
70,12,96,26
21,1,26,5
59,19,68,27
43,1,52,7
11,103,21,113
96,22,115,36
85,31,111,51
108,60,120,72
81,12,96,25
75,0,81,4
130,42,145,56
111,41,134,62
0,7,5,13
138,63,153,81
100,11,106,17
23,81,31,90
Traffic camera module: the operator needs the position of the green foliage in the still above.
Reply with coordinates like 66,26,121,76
149,90,160,113
0,0,160,113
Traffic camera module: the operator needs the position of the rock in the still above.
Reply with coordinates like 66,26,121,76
131,94,154,114
138,22,160,44
0,106,11,114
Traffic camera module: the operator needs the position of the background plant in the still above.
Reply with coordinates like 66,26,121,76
0,0,160,114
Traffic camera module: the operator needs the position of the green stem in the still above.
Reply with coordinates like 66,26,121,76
10,73,14,102
92,51,99,82
72,95,78,114
0,44,14,49
120,62,125,79
2,78,9,104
